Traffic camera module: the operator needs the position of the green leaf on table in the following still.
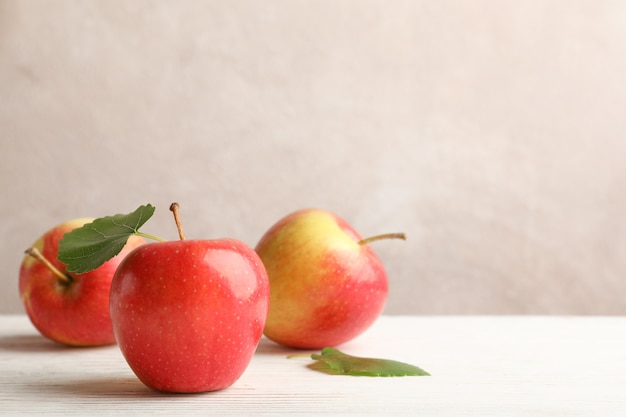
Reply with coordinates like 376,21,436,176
308,347,430,377
58,204,156,274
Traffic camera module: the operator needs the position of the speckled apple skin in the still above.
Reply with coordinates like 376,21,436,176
110,239,270,393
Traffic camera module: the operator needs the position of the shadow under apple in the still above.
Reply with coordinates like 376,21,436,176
0,334,69,353
41,375,242,398
254,336,316,356
49,376,158,398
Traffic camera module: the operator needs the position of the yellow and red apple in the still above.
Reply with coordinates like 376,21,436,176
255,208,404,349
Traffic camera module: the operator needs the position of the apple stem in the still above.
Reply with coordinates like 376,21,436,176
357,232,407,246
24,247,73,284
170,202,186,241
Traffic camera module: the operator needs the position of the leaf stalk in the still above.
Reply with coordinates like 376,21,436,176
135,232,168,242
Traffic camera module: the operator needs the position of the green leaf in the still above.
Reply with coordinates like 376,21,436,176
308,347,430,377
58,204,156,274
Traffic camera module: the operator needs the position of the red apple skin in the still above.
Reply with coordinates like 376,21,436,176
19,219,146,346
255,209,389,349
109,239,270,393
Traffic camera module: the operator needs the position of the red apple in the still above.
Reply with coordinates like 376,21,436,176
109,209,270,393
255,208,405,349
19,218,145,346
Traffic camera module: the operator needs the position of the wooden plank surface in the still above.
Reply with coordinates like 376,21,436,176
1,315,624,416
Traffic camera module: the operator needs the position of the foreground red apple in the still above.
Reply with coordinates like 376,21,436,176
19,218,145,346
255,208,405,349
108,204,270,393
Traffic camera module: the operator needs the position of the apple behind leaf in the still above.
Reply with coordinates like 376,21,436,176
255,208,404,349
19,218,145,346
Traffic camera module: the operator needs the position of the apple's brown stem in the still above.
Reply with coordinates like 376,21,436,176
169,202,186,241
358,232,407,246
24,247,73,284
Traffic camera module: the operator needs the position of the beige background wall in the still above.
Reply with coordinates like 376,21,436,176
2,1,625,315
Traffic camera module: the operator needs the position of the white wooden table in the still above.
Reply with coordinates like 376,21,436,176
1,314,624,416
